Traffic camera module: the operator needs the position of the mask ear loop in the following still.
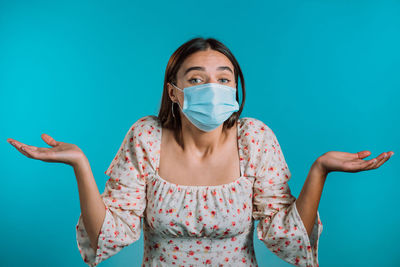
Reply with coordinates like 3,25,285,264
171,82,179,119
171,82,183,119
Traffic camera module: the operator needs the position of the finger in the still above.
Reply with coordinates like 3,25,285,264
362,159,378,169
7,139,13,147
346,158,375,172
9,140,37,152
13,144,33,158
374,152,389,163
19,145,41,159
374,152,393,169
332,151,366,159
354,152,386,166
356,151,372,159
7,139,21,146
8,139,38,157
13,143,51,161
41,134,59,147
9,139,29,150
352,157,376,166
364,153,388,170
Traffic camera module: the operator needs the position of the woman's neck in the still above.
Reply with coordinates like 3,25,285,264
178,117,229,159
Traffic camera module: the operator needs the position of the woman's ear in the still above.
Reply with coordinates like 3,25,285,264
167,83,177,103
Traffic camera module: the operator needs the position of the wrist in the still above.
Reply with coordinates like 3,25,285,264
312,157,328,178
72,154,89,169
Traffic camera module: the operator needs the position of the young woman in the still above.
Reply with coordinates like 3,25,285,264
7,37,394,267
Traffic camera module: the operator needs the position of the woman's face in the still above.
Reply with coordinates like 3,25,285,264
168,49,237,108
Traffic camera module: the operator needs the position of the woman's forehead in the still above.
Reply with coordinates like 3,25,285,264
183,50,231,65
181,66,234,77
179,50,234,75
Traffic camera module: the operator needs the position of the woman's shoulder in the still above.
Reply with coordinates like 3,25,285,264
105,115,160,179
238,116,273,136
237,117,277,177
117,115,161,150
131,115,160,128
128,115,161,136
237,116,281,153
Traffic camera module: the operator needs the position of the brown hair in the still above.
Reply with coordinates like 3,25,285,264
157,37,246,147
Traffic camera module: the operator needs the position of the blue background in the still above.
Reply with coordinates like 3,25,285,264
1,1,399,266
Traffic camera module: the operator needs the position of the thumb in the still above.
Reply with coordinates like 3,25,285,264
356,150,371,159
41,133,59,147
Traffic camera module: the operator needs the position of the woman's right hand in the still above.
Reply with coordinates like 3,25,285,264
7,133,85,168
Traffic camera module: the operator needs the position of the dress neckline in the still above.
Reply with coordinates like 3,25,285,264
152,117,246,189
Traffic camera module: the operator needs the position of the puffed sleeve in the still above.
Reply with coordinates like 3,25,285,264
75,117,149,267
251,120,323,267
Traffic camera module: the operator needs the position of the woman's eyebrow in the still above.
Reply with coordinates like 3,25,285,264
184,66,233,75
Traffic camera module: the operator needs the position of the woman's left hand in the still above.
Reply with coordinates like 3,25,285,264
316,150,394,175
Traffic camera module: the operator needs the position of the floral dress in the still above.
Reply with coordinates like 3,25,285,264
76,115,323,267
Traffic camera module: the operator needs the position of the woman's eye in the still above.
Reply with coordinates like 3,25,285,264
188,78,230,83
188,78,202,83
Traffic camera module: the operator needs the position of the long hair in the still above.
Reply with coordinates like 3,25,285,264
157,37,246,147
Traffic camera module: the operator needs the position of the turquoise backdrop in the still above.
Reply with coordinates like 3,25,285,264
1,1,399,266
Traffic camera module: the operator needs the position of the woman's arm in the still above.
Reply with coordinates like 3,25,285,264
74,156,106,251
7,134,107,251
295,159,327,238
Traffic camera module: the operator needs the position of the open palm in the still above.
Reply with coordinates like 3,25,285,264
7,133,84,167
318,150,394,175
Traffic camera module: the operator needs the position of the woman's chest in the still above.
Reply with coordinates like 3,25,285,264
144,177,255,238
158,128,241,186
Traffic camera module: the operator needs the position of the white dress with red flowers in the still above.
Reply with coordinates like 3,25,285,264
76,115,323,267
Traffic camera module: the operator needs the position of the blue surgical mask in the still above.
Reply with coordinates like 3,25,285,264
171,82,240,132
